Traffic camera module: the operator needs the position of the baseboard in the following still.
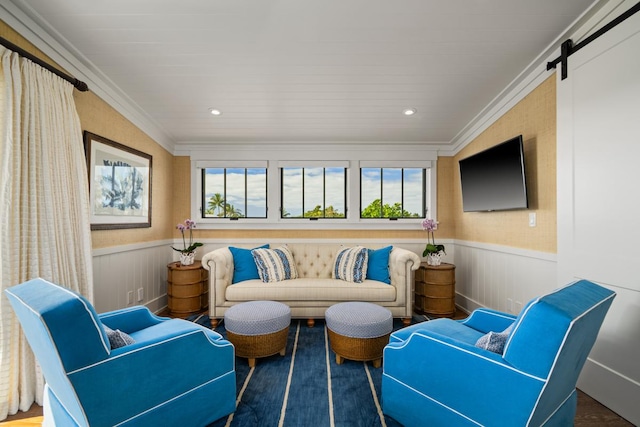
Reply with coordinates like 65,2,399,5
578,358,640,426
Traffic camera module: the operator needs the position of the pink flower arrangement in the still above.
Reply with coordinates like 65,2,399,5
172,219,203,254
421,218,445,257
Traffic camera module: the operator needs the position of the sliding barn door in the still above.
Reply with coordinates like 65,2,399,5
557,7,640,424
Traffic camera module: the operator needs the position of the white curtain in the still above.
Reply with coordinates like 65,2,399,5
0,47,94,419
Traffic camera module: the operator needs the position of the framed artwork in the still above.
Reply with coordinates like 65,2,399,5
83,131,152,230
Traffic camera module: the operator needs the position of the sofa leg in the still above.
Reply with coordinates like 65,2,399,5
307,318,315,328
210,318,219,329
402,317,411,327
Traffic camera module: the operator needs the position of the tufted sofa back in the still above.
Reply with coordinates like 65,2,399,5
287,243,342,279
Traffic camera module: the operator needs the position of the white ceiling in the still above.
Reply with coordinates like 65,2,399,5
7,0,599,146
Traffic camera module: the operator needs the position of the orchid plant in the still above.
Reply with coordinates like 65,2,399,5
172,219,203,254
421,218,445,257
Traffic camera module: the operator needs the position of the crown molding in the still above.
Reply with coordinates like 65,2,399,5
1,1,176,153
447,0,621,156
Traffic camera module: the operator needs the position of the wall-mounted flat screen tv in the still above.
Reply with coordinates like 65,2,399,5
459,135,528,212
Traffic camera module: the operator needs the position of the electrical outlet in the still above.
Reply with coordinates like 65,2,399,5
529,212,536,227
127,291,133,305
137,287,144,302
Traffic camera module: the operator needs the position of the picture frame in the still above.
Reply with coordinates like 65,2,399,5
83,131,152,230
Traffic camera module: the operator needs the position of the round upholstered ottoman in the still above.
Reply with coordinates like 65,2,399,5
325,302,393,368
224,301,291,367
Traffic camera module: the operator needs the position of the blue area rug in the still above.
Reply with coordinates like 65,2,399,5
206,318,415,427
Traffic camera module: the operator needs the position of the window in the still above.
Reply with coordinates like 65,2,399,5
281,167,346,218
360,168,425,218
201,167,267,218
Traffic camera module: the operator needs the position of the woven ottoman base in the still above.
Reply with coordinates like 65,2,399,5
327,328,390,368
227,327,288,367
224,300,291,367
325,302,393,368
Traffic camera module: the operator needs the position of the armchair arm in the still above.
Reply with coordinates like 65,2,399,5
202,248,233,319
459,308,516,334
68,324,235,427
383,330,545,426
98,306,169,334
388,247,421,317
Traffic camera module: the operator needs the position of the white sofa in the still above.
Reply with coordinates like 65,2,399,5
202,244,421,328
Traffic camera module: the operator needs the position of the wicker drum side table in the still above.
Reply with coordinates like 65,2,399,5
167,261,208,318
325,302,393,368
224,300,291,367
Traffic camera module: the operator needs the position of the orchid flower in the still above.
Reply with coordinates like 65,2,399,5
172,219,203,254
422,218,445,257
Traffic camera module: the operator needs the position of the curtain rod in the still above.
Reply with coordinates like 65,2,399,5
0,36,89,92
547,1,640,80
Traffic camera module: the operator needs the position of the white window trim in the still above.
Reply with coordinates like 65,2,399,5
191,159,437,230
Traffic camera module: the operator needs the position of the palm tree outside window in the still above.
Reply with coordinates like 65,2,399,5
201,168,267,218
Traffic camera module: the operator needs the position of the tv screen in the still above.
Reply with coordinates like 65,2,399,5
459,135,528,212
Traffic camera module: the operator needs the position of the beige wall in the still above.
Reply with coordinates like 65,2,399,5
450,75,557,253
75,94,174,248
1,20,174,249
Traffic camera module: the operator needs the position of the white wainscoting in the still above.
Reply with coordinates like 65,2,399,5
92,240,174,314
92,238,557,319
452,240,557,315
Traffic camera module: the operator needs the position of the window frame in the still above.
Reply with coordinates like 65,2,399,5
200,167,268,219
280,166,348,220
359,167,426,219
191,157,437,230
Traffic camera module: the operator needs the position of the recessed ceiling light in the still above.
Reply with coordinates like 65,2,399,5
209,108,222,116
403,108,417,116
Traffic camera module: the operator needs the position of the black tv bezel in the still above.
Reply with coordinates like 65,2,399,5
458,135,529,212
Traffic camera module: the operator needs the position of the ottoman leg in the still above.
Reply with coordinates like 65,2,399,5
336,354,344,365
372,358,382,368
280,347,286,356
248,358,256,368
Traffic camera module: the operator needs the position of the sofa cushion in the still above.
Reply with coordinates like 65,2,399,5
225,278,397,302
366,246,392,284
252,245,299,282
333,246,368,283
229,245,269,283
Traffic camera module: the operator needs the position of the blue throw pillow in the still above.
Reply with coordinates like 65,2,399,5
333,246,369,283
229,245,269,284
252,245,299,282
366,246,392,284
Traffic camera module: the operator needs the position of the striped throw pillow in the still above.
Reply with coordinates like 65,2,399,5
333,246,369,283
252,245,299,282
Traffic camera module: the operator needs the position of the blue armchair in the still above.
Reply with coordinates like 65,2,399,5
382,279,615,427
5,278,236,427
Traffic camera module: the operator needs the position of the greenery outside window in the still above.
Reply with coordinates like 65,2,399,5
360,168,425,218
201,167,267,218
281,167,346,218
